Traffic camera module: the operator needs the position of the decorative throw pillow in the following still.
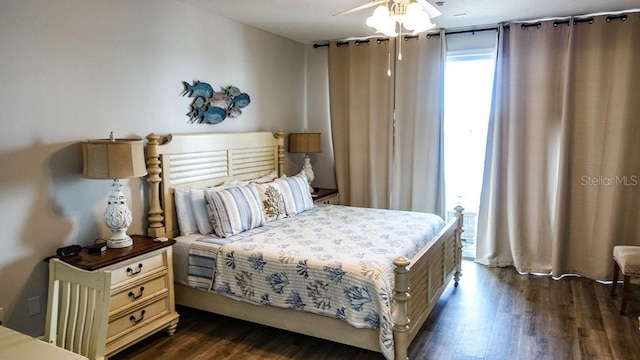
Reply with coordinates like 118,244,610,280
189,180,252,235
174,187,199,235
204,183,266,238
255,180,286,222
277,172,314,216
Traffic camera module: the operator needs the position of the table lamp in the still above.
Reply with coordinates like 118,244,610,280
288,133,322,192
82,133,147,248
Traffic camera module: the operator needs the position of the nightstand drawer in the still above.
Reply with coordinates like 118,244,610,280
107,296,170,340
316,193,339,205
110,273,169,312
110,252,166,285
313,188,339,205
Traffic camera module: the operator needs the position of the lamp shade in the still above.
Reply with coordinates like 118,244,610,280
82,138,147,179
288,133,322,154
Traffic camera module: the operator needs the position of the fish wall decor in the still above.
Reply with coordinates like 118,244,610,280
181,80,251,124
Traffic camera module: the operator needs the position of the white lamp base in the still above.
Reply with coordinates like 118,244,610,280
104,180,134,249
107,235,133,248
302,154,315,193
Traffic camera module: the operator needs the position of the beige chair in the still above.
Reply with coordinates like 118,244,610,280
44,258,110,360
611,246,640,315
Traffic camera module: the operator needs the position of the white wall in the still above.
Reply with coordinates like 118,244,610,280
0,0,328,335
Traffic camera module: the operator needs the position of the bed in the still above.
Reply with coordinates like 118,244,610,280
144,131,464,360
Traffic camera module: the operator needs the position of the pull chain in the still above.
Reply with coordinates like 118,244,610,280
387,46,392,77
398,29,403,61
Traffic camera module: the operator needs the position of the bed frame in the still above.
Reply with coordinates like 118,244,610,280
145,131,463,360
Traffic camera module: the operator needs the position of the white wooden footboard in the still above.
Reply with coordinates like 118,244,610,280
393,206,463,360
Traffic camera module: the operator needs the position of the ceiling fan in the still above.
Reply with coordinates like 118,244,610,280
335,0,441,18
335,0,442,36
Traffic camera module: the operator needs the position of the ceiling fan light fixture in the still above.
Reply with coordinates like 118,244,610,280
407,10,436,34
367,5,398,36
365,0,438,37
406,2,423,17
365,5,385,26
380,24,399,37
411,19,436,35
403,2,424,30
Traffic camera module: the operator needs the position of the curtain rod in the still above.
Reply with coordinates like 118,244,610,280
445,27,499,35
313,11,633,48
313,37,391,48
313,26,497,48
520,14,628,29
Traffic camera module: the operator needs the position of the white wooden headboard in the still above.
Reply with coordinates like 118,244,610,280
145,131,285,238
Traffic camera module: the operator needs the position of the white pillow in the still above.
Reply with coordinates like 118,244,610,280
190,187,214,235
252,170,278,183
255,180,287,222
174,187,199,235
204,183,266,237
277,172,314,216
222,178,248,187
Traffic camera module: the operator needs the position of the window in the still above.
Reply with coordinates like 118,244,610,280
444,48,496,259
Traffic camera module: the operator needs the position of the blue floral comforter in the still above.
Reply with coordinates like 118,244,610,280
187,205,445,360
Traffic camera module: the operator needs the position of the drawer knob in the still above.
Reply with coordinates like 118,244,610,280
129,309,146,324
128,286,145,300
126,263,143,276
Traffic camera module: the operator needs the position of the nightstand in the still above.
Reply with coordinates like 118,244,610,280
46,235,179,358
313,188,339,205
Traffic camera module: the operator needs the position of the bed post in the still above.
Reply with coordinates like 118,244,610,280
275,131,285,177
393,256,411,360
454,205,464,285
146,133,165,237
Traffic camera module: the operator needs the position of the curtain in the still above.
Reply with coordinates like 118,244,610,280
328,34,445,213
477,13,640,279
328,40,394,208
390,32,446,217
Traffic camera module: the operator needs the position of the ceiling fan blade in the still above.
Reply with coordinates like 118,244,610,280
415,0,442,18
333,1,385,16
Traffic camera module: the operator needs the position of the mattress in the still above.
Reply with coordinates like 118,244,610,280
174,205,445,359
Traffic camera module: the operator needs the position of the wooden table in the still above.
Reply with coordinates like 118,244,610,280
0,325,88,359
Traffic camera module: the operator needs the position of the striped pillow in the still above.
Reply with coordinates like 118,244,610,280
204,183,266,238
277,173,314,216
192,181,251,235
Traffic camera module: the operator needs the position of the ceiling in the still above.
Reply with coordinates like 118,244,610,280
175,0,640,44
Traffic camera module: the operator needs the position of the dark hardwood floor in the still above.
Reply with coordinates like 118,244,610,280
111,260,640,360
